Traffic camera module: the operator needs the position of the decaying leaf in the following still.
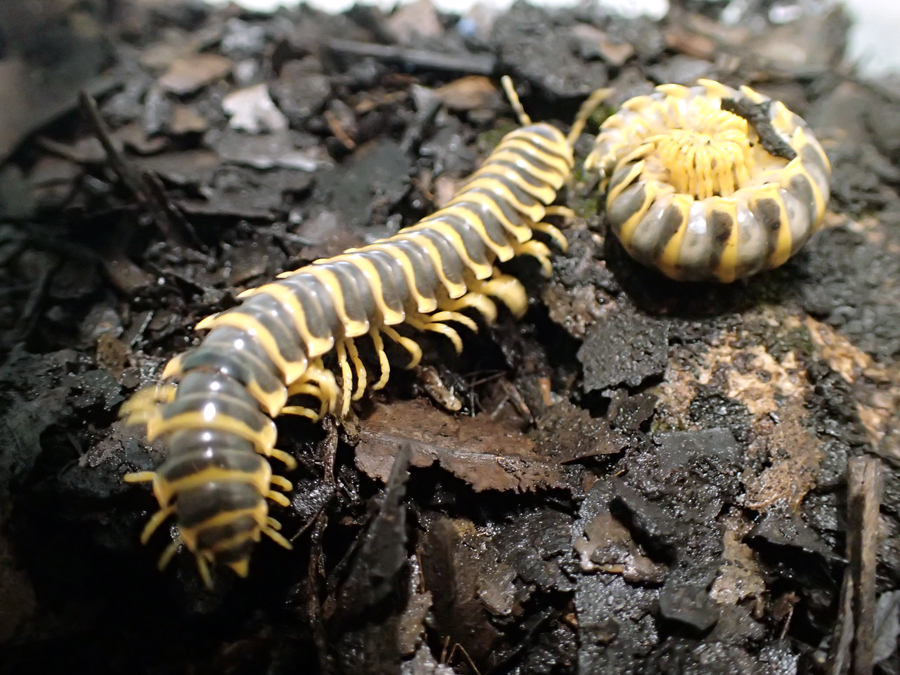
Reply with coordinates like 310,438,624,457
532,399,628,463
743,400,821,511
157,53,232,95
356,399,568,492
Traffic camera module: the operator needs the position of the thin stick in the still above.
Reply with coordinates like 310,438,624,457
847,456,883,675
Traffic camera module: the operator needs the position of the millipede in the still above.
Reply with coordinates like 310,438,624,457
120,77,611,586
585,79,831,282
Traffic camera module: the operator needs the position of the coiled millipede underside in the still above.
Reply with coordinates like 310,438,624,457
585,79,832,282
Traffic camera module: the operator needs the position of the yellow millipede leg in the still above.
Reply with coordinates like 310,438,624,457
370,328,391,390
140,506,175,544
530,221,569,252
158,537,182,571
280,406,322,422
268,448,298,471
262,525,292,550
512,240,554,277
439,293,498,325
345,338,367,401
270,475,293,492
468,271,529,318
124,471,156,484
313,360,341,413
336,341,353,417
285,394,326,418
227,559,250,578
196,555,213,588
295,359,340,416
382,325,423,368
428,311,479,334
544,206,575,220
266,490,290,507
283,381,327,421
406,316,464,354
286,383,323,399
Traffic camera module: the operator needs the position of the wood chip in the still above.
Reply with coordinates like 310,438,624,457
433,76,501,111
158,53,232,95
847,456,884,675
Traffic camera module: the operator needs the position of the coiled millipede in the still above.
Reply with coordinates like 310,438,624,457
585,79,831,282
120,78,610,586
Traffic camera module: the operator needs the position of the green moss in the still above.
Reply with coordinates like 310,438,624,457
766,319,814,360
588,104,615,133
565,162,604,219
569,194,601,220
477,120,518,153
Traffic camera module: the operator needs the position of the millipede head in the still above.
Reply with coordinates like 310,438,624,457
120,385,176,425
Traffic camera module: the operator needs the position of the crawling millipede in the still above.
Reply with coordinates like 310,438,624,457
121,78,610,586
585,79,831,282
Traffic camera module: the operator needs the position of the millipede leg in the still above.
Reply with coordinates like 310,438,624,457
286,383,323,399
140,505,175,544
429,311,479,333
544,206,575,220
382,325,423,368
345,338,368,401
196,555,213,588
530,221,569,252
370,329,391,390
227,559,250,578
439,293,498,325
266,490,291,507
281,407,319,421
124,471,157,484
336,341,353,417
266,516,282,530
262,525,292,550
160,354,186,380
283,381,327,420
268,448,298,471
512,240,554,277
469,272,529,318
270,475,293,492
302,359,340,415
406,316,464,354
158,537,182,571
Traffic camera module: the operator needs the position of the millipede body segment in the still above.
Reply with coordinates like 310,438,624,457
121,78,610,585
585,79,831,282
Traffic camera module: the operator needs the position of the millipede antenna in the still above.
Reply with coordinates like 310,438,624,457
501,75,531,126
568,87,613,147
